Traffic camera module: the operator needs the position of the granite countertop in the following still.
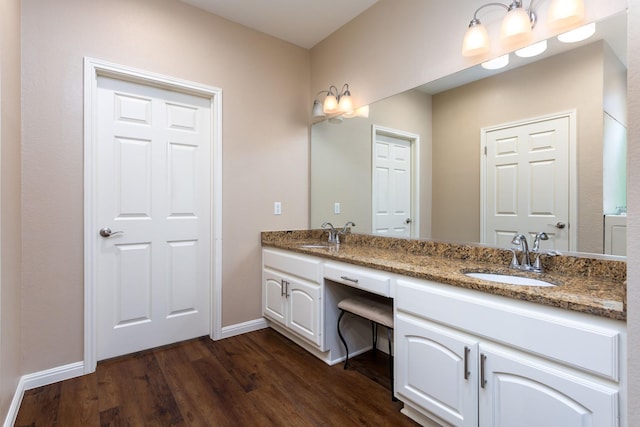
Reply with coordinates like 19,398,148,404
262,230,627,321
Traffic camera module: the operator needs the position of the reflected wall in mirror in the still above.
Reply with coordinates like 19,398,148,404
310,13,627,257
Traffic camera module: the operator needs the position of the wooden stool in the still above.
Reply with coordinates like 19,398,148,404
337,294,395,400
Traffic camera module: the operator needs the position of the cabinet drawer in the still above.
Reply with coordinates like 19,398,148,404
263,249,321,283
324,262,390,297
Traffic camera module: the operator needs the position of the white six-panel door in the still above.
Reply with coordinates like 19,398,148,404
96,76,211,360
483,114,572,251
373,132,414,237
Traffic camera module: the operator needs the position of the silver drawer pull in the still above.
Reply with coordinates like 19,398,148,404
340,276,359,284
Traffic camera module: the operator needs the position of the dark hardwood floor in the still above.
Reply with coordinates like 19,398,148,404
15,328,418,426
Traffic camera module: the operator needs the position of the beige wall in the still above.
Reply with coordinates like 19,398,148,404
311,89,432,236
21,0,309,373
0,0,22,420
627,2,640,425
432,42,608,253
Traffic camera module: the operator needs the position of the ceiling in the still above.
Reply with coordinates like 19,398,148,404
179,0,380,49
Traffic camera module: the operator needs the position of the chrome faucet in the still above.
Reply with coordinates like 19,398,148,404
321,222,340,244
321,221,356,244
510,232,549,273
510,234,532,271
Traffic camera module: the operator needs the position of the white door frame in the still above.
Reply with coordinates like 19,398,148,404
371,125,420,238
479,110,577,251
83,57,222,373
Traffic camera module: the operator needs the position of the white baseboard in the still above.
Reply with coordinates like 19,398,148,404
218,318,268,339
4,361,84,427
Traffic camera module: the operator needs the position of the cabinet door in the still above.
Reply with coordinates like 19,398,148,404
286,276,322,347
396,313,479,427
263,269,286,327
479,344,619,427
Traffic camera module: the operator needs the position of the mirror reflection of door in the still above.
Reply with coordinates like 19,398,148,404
481,113,575,251
372,127,419,238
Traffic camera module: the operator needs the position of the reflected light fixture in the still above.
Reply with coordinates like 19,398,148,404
481,54,510,70
311,84,354,119
343,105,370,119
462,1,536,57
557,22,595,43
515,39,547,57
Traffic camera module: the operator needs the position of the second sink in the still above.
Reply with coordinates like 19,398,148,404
465,272,556,287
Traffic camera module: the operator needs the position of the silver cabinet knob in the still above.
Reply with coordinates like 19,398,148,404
99,227,124,238
405,218,412,224
555,222,566,229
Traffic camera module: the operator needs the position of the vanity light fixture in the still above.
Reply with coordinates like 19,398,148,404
557,22,595,43
462,0,586,57
462,1,536,57
311,84,354,119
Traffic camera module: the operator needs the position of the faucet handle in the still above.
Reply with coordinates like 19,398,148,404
532,232,549,252
340,221,356,234
508,248,520,269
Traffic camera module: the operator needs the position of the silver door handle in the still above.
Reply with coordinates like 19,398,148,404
99,227,124,238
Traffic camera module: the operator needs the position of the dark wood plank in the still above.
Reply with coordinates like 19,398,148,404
15,328,419,426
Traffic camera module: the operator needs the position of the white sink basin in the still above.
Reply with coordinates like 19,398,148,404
465,272,556,287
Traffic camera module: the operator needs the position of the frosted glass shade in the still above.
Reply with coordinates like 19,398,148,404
312,100,325,119
338,94,354,114
500,7,532,47
323,94,338,113
461,22,490,57
548,0,585,30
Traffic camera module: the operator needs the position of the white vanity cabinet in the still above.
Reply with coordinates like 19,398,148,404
262,249,323,348
395,312,479,426
395,278,624,427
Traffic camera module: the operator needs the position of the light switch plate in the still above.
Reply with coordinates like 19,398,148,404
334,202,341,214
274,202,282,215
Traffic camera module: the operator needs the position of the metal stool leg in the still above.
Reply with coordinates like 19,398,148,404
388,326,397,401
337,310,350,369
372,321,378,355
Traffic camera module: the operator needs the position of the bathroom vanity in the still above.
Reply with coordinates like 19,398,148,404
261,230,626,427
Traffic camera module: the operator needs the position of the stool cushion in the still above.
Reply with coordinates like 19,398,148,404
338,295,393,328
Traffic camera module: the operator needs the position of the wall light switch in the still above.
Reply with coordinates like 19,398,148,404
334,202,341,214
274,202,282,215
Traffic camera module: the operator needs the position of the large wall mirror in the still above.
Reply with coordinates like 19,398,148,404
311,12,627,257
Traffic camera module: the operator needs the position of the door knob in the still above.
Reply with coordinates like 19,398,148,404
99,227,124,238
405,218,412,224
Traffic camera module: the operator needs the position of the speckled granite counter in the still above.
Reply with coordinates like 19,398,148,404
262,230,627,321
